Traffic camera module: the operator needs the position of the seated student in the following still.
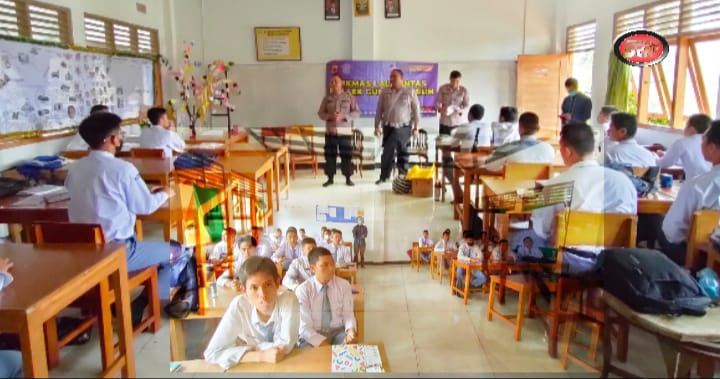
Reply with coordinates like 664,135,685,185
604,112,657,167
270,228,284,251
272,227,302,271
595,105,617,155
455,231,486,291
210,228,239,265
299,228,307,241
251,226,274,258
66,104,109,151
515,236,543,260
0,257,23,379
326,229,352,267
434,228,458,269
490,239,516,263
656,113,712,180
218,235,258,289
295,247,357,347
449,104,492,149
65,113,172,300
418,229,434,263
204,256,300,369
527,122,637,275
660,121,720,265
282,237,317,291
138,107,186,157
491,106,520,146
483,112,556,172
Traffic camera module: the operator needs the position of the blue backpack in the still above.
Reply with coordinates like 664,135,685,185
604,162,659,197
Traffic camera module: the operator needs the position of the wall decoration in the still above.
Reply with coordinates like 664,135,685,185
325,0,340,21
385,0,400,18
354,0,371,17
254,27,302,61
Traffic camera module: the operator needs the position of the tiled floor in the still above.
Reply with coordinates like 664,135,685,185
42,170,699,377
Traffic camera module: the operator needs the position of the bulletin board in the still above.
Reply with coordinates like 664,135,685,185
0,37,156,141
254,27,302,61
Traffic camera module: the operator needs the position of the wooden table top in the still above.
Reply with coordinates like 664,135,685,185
481,178,538,196
57,157,174,177
0,242,125,315
173,341,390,373
220,154,275,179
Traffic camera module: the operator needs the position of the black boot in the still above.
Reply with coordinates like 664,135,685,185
323,177,334,187
346,177,355,186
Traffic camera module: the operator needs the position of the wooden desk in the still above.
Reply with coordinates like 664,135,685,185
173,341,390,373
336,264,358,284
170,284,365,361
229,143,290,210
0,243,135,378
56,157,175,186
220,154,276,226
452,154,503,230
638,183,680,214
186,130,248,144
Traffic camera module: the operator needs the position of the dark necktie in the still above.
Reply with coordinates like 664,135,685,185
472,127,480,152
321,285,331,330
257,321,275,343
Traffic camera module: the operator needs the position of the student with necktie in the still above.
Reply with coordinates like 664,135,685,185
295,248,357,347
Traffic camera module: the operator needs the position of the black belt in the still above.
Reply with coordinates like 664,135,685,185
384,123,410,128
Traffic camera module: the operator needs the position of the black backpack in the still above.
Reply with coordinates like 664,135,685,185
598,248,712,316
604,163,659,197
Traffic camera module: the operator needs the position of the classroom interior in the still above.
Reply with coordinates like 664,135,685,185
0,0,719,377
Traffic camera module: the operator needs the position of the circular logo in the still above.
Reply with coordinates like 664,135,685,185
614,30,670,67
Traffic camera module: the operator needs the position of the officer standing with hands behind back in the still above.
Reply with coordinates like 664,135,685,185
374,68,420,185
318,74,360,187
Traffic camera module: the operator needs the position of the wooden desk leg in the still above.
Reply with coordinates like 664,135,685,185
266,168,275,225
283,150,290,199
98,279,114,371
452,166,460,219
601,305,613,378
463,172,472,231
273,156,281,211
108,260,136,378
659,337,693,378
450,261,456,295
169,319,186,361
9,224,22,242
20,316,49,378
463,265,470,305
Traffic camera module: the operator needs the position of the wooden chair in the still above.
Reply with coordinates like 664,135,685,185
130,148,166,159
60,150,89,159
408,128,429,166
487,269,534,340
415,246,432,272
685,210,720,273
409,242,419,268
503,162,551,180
33,222,161,369
287,125,318,179
351,129,364,178
261,127,287,149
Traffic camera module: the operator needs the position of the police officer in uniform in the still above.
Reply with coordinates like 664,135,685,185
318,74,360,187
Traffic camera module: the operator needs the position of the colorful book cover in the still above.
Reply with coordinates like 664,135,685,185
331,344,384,373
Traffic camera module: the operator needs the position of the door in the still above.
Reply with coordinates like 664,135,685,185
516,54,571,140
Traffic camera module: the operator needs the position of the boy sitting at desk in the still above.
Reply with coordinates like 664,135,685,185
0,257,23,379
295,247,357,347
272,227,302,271
418,229,434,263
327,229,352,267
65,104,109,151
282,238,317,291
204,256,300,369
65,112,173,300
434,228,458,269
604,112,657,167
483,112,556,173
515,236,543,260
656,113,712,180
251,226,274,259
138,107,185,158
490,239,516,263
455,230,486,292
660,120,720,266
210,228,239,265
217,235,258,290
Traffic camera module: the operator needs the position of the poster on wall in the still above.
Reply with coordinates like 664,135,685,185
326,60,439,117
254,27,302,61
316,205,362,224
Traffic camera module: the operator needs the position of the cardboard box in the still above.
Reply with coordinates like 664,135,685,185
411,178,433,197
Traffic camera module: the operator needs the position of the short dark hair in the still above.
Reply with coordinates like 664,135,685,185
600,105,617,116
302,237,317,247
462,230,473,239
423,230,429,233
449,70,462,79
321,226,328,231
331,229,342,236
610,112,638,137
90,104,109,114
237,256,279,286
146,107,167,125
391,68,404,78
299,228,306,233
237,235,258,247
687,114,712,134
523,236,533,243
706,121,720,148
79,112,122,149
308,247,333,265
560,122,595,155
286,227,297,235
499,106,518,123
518,112,540,133
499,239,509,244
442,229,450,237
251,226,264,232
468,104,485,121
564,78,578,88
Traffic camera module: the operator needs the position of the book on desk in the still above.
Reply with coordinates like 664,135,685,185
331,344,385,373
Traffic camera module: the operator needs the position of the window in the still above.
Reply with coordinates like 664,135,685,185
566,21,597,96
616,0,720,128
0,0,72,43
83,13,159,54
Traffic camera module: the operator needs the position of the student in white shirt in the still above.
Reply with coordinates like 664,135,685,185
299,228,307,241
528,122,637,275
251,226,274,258
656,113,712,180
490,239,516,263
270,228,284,251
210,228,240,264
491,106,520,146
455,230,486,291
449,104,492,150
282,238,317,291
66,104,109,151
218,235,258,290
0,257,23,379
595,105,617,156
204,256,300,369
660,121,720,265
65,112,173,300
138,107,186,158
273,227,302,271
605,112,657,167
434,228,458,269
326,229,352,267
515,236,543,260
295,247,357,347
483,112,556,172
418,229,434,263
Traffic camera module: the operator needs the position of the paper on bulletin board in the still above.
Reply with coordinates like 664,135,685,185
254,27,302,61
316,205,362,224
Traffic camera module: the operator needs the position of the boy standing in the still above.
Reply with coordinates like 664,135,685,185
352,217,368,267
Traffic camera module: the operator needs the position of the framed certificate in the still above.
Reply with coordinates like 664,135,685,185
354,0,371,16
254,27,302,61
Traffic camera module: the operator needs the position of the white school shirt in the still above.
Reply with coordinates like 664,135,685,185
657,134,712,180
295,276,356,347
210,241,241,262
484,137,556,172
419,236,434,248
255,237,274,258
281,255,313,291
0,272,13,290
272,241,302,263
516,246,543,259
450,120,492,149
434,239,457,253
65,151,168,241
66,132,89,151
491,122,520,146
326,243,352,266
604,138,657,168
491,247,517,263
530,160,638,241
138,125,186,158
457,242,482,263
662,165,720,244
203,291,299,370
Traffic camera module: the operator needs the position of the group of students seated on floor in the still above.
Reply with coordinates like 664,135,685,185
202,250,358,369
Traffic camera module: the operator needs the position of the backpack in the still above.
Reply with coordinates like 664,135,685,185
604,163,659,197
598,248,712,316
165,241,199,319
392,176,411,194
173,151,217,170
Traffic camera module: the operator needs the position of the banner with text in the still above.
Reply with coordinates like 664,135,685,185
326,60,438,117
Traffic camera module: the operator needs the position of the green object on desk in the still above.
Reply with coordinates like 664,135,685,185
193,184,225,243
539,247,557,261
169,362,181,373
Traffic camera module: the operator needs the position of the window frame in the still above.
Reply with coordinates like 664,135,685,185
83,12,159,55
0,0,73,44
